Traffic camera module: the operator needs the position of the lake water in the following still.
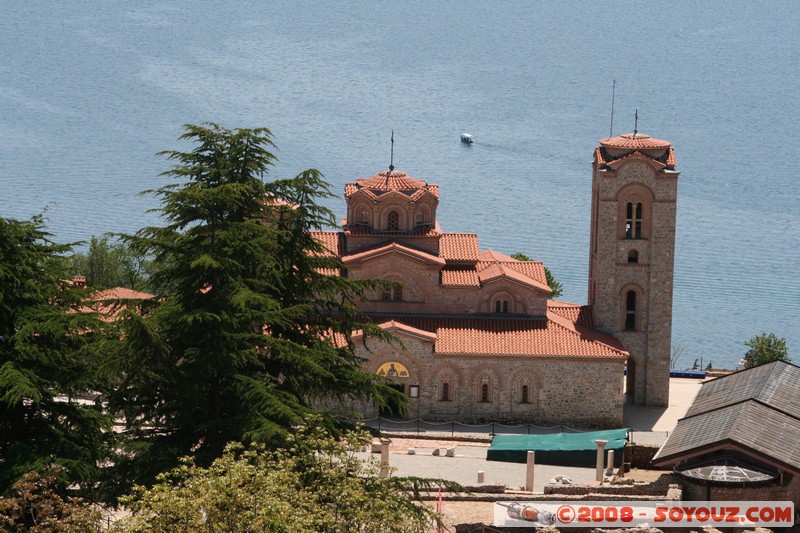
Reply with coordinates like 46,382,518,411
2,1,798,370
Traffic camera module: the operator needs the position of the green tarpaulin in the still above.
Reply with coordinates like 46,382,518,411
487,429,628,466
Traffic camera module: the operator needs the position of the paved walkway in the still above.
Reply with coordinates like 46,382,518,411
367,377,706,491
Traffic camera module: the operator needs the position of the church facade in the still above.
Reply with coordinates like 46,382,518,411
314,132,678,426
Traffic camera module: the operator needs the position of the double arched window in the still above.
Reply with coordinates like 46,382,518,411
625,202,643,239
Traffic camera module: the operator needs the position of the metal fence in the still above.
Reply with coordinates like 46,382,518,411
358,416,589,437
354,417,666,444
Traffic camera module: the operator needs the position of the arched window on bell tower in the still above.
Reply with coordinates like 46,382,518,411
625,290,637,331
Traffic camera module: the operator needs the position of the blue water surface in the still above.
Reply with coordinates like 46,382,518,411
1,1,798,369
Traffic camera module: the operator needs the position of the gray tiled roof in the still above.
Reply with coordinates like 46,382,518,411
653,361,800,473
685,361,800,419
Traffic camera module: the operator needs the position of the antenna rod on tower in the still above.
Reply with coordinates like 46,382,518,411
389,130,395,172
633,109,639,138
609,79,616,138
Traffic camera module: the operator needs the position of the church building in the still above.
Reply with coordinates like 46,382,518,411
314,132,678,427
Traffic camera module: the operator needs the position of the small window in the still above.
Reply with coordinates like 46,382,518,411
387,211,399,231
382,289,391,300
361,210,369,225
521,384,529,404
481,383,489,403
392,287,402,301
495,300,509,313
625,290,637,331
441,382,450,402
628,250,639,264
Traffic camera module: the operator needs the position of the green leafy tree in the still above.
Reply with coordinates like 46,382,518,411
67,235,152,291
510,252,563,299
103,124,401,497
0,216,112,496
112,421,452,533
0,467,104,532
742,332,790,369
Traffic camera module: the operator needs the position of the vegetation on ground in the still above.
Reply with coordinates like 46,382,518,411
112,421,453,533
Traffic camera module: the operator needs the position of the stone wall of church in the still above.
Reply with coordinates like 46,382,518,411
357,335,625,428
349,256,548,317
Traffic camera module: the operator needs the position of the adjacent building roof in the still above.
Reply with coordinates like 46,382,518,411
363,313,628,359
653,361,800,475
439,233,480,262
599,133,671,151
547,300,595,329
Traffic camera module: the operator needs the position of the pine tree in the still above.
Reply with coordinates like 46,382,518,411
0,215,112,496
104,124,400,496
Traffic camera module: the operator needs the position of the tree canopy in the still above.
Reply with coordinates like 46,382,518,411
112,421,448,533
510,252,563,298
66,235,152,291
0,215,112,496
742,332,790,369
102,123,402,497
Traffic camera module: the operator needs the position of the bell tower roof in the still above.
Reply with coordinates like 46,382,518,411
600,133,671,150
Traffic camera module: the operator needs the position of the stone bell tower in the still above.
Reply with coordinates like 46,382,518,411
588,132,679,406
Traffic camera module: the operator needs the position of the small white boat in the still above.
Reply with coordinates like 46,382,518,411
460,133,474,144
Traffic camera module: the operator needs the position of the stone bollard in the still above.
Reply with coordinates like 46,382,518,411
606,449,615,476
525,450,535,492
432,448,441,456
477,471,485,484
380,441,390,478
445,447,456,457
594,440,608,483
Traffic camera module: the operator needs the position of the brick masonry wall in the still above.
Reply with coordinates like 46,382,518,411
356,334,625,427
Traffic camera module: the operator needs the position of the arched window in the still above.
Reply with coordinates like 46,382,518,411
625,290,637,331
521,384,529,404
441,382,450,402
626,202,643,239
495,300,509,313
481,383,490,403
382,287,402,301
628,250,639,264
360,210,370,225
387,211,399,231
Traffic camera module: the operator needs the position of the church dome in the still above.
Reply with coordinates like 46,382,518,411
356,170,427,192
600,133,671,150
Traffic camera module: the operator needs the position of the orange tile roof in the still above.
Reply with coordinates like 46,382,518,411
547,300,595,329
476,262,550,293
310,231,345,257
440,233,479,261
357,170,427,191
599,133,671,150
594,146,607,166
666,147,677,167
345,170,440,200
441,268,480,287
80,287,155,320
478,249,517,262
352,320,438,342
605,150,666,170
342,242,446,267
365,314,627,359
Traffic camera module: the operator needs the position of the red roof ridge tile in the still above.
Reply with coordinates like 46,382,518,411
342,241,446,266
